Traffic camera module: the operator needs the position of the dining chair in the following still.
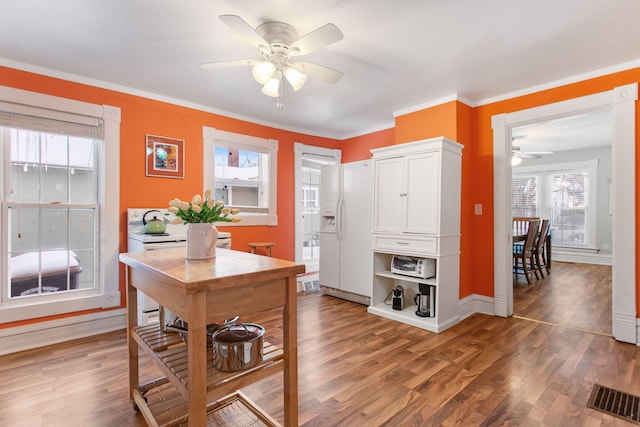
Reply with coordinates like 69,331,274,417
513,219,540,284
513,216,540,237
534,219,551,276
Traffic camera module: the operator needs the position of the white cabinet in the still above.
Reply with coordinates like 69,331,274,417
368,137,463,333
374,151,440,234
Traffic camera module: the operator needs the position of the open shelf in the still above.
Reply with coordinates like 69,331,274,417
134,384,280,427
132,324,285,401
367,303,459,333
374,270,437,285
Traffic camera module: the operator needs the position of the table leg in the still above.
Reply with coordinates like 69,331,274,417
283,274,298,426
126,266,139,402
546,234,552,272
187,292,208,427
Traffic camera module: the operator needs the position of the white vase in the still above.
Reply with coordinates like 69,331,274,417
186,223,218,260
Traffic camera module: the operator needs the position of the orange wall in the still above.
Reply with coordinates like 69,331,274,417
341,128,394,163
0,66,341,327
395,101,460,144
2,64,640,327
472,68,640,303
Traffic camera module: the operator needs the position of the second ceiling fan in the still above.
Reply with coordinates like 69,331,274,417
201,15,344,106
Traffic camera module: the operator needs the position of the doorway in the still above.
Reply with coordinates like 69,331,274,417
492,84,637,343
293,143,341,272
510,111,613,333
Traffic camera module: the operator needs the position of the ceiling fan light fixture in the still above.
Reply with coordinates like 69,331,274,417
284,66,307,91
261,71,282,97
252,61,275,84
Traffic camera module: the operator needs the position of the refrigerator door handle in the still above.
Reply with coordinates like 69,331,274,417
336,198,344,241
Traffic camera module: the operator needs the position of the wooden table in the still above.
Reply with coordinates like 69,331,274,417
119,247,305,427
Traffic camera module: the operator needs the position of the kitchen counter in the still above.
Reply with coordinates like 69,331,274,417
119,247,305,426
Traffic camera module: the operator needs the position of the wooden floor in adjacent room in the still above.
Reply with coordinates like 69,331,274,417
513,260,613,335
1,261,637,426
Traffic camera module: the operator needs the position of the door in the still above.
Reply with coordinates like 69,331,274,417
293,143,340,272
373,156,404,233
405,152,440,234
340,161,373,296
319,163,341,288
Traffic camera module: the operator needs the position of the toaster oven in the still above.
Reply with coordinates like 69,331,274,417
390,255,435,279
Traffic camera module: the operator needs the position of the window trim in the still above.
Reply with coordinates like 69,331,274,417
0,85,120,323
202,127,278,226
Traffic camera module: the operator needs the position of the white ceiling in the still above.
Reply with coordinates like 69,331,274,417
0,0,639,139
512,109,613,155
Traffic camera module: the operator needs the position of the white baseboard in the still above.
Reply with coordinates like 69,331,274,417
321,286,371,306
552,250,612,265
458,294,494,320
0,309,126,356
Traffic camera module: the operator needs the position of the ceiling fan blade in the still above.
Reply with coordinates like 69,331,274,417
518,153,541,159
219,15,269,50
293,61,343,83
290,23,343,56
200,59,254,70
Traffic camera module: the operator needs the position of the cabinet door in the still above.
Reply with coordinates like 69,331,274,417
405,152,440,234
373,157,404,233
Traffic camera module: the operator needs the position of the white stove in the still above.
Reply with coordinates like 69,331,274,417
127,208,230,248
127,208,231,323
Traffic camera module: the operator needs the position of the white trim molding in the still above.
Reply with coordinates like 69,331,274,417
0,85,121,323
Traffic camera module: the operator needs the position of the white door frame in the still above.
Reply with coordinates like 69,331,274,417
293,142,341,269
492,83,637,343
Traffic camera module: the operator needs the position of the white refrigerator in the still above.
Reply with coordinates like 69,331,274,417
319,159,373,304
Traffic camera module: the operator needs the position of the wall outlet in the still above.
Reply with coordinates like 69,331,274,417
474,204,483,215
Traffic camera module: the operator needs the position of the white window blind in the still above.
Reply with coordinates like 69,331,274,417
551,171,589,246
512,175,537,217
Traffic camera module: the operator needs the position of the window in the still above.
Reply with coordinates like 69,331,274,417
203,128,277,226
512,160,597,248
302,186,319,209
551,171,589,246
0,86,120,323
5,128,98,299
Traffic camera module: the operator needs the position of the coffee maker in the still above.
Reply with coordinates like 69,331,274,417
392,285,404,310
414,283,434,317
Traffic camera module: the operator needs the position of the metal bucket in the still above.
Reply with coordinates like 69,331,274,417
211,323,264,372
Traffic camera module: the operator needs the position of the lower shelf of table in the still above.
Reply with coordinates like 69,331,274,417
132,323,285,399
134,383,280,427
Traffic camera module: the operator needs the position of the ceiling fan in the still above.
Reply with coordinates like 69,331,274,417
511,146,554,165
201,15,344,108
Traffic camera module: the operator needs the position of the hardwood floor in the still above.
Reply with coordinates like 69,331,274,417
1,285,637,426
513,261,613,335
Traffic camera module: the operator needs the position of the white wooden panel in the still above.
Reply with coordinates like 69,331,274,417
373,157,404,233
405,152,439,234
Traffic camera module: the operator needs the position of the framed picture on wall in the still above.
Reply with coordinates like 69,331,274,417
145,134,184,178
